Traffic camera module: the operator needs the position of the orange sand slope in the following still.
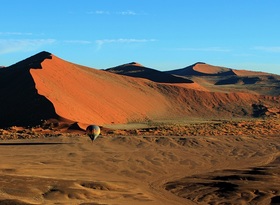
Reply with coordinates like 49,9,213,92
1,51,280,127
31,54,278,125
31,55,169,125
31,55,280,124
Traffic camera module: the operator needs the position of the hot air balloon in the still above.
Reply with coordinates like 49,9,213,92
86,125,100,142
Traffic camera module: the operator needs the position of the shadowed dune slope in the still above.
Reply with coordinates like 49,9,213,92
1,51,280,127
0,52,57,127
106,62,193,83
166,62,235,76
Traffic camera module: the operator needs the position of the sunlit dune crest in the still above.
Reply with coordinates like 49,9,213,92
192,63,231,74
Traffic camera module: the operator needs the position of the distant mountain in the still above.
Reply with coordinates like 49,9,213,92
166,62,280,96
0,51,279,128
105,62,193,83
166,62,235,76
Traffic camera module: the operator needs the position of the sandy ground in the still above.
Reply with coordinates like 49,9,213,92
0,120,280,205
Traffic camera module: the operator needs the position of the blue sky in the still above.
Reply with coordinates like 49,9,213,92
1,0,280,74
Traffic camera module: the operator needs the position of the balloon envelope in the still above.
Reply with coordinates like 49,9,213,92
86,125,100,141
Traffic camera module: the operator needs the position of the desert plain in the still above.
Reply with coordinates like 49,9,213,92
0,52,280,204
0,119,280,205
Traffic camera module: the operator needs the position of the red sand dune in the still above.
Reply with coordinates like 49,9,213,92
167,62,276,77
30,54,171,125
192,63,231,75
166,62,235,76
232,69,270,76
1,51,279,128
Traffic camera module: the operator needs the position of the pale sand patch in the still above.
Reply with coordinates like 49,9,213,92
0,134,279,204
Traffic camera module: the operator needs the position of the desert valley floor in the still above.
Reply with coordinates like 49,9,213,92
0,119,280,205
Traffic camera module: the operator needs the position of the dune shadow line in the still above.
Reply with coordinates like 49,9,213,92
0,51,58,128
